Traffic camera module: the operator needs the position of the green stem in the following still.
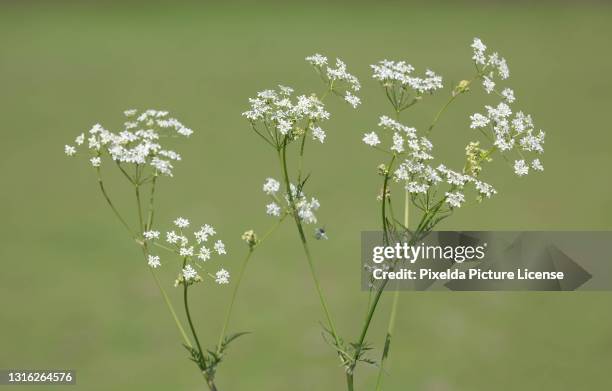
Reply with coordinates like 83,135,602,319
96,168,136,238
215,216,286,354
115,161,135,184
346,373,354,391
146,175,157,231
279,139,342,352
297,132,307,184
183,273,218,391
183,279,204,361
381,155,396,244
374,185,409,390
135,186,144,234
149,267,193,348
215,248,253,354
427,94,457,135
375,288,399,391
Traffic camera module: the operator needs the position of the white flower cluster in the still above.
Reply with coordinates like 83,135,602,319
65,109,193,177
371,60,443,94
470,38,545,177
363,116,496,208
471,38,510,94
262,178,320,224
143,217,229,285
242,86,331,144
305,53,361,108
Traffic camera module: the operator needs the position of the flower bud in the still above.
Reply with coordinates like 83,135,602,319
453,80,471,96
241,230,258,247
377,164,388,176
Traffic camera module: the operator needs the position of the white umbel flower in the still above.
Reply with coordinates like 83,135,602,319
64,145,76,156
182,264,198,281
514,159,529,176
482,76,495,94
90,157,101,167
363,132,381,146
179,246,194,257
75,133,85,145
214,240,226,255
266,202,281,217
143,230,160,240
66,109,193,177
371,60,443,94
305,53,328,67
445,192,465,208
471,38,487,64
531,158,544,171
263,178,281,195
166,231,180,244
501,88,515,103
470,113,490,129
194,224,216,243
311,126,326,143
147,255,161,268
344,91,361,108
197,246,211,261
174,217,190,228
215,269,230,284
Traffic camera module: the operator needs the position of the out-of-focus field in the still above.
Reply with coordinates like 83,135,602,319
1,2,611,390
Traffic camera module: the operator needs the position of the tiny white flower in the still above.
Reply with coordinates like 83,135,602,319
305,53,328,67
197,246,212,261
501,88,515,103
497,58,510,79
166,231,180,244
363,132,381,146
151,158,174,177
195,224,216,243
64,145,76,156
470,113,490,129
174,217,190,228
90,157,101,167
266,202,281,217
482,76,495,94
390,132,404,153
514,159,529,176
182,264,198,281
263,178,281,195
147,255,161,268
143,230,160,240
344,91,361,108
215,269,230,284
75,133,85,145
277,119,292,135
311,126,326,143
531,158,544,171
475,181,497,199
177,127,193,137
179,246,194,257
406,182,429,194
214,240,226,255
445,192,465,208
471,38,487,53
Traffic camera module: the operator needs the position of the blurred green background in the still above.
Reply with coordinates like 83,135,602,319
1,1,611,390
